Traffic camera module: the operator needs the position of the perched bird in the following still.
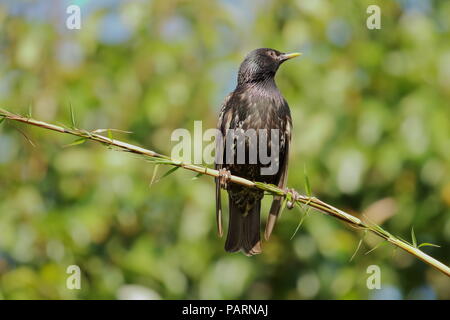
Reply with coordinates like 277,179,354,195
215,48,300,255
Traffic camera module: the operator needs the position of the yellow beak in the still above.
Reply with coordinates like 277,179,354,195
281,52,302,60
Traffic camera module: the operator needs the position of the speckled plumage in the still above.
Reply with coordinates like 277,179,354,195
215,48,296,255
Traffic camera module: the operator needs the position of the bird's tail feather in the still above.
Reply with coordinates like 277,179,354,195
225,196,261,256
265,195,282,240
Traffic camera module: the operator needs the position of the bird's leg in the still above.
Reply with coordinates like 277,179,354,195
285,188,300,209
218,168,232,190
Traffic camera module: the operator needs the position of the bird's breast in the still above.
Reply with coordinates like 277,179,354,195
233,88,287,131
218,84,291,185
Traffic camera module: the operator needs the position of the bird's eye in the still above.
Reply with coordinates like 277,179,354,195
269,51,277,58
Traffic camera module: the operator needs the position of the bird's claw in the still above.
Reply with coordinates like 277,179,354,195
285,188,300,209
218,168,231,190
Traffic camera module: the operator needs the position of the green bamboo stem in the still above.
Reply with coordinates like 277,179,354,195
1,108,449,278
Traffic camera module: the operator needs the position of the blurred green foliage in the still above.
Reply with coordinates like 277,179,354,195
0,0,449,299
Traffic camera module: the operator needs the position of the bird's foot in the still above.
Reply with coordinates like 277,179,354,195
218,168,232,190
285,188,300,209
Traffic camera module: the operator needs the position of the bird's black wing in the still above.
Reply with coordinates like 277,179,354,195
215,93,233,237
264,101,292,240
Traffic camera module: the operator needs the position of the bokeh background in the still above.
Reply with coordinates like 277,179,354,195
0,0,449,299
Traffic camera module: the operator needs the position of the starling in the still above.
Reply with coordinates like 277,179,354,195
215,48,300,255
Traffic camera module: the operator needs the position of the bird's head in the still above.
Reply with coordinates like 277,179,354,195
237,48,301,85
